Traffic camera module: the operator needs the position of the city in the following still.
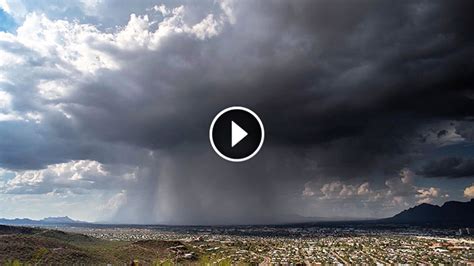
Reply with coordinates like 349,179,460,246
59,224,474,264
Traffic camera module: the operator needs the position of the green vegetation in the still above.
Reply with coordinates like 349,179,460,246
0,225,197,265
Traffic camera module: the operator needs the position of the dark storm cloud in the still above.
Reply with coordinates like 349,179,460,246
418,157,474,178
5,0,474,170
437,130,448,138
1,0,474,223
456,120,474,141
66,0,474,174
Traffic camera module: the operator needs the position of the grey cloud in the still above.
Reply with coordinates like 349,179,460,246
66,0,474,156
418,157,474,178
437,130,447,138
0,0,474,223
456,121,474,141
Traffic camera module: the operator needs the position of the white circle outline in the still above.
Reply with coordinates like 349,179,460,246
209,106,265,162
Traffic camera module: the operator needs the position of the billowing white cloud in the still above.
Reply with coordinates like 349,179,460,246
0,0,26,19
357,182,370,196
301,169,445,218
316,181,371,200
464,184,474,198
0,1,233,134
1,160,137,194
0,0,11,13
416,187,440,204
302,181,315,197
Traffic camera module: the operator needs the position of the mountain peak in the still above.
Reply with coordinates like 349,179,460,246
0,216,87,225
41,216,76,223
417,203,436,208
385,199,474,225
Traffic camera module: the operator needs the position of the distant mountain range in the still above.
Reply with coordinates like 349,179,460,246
0,216,87,225
383,199,474,226
1,200,473,226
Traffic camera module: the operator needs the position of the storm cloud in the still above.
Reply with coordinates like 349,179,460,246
0,0,473,223
418,157,474,178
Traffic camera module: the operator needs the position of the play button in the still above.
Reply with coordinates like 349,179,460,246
231,121,247,147
210,106,265,162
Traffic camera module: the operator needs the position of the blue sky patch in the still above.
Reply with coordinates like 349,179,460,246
0,8,16,32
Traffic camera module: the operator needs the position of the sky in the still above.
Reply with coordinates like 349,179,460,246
0,0,473,224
